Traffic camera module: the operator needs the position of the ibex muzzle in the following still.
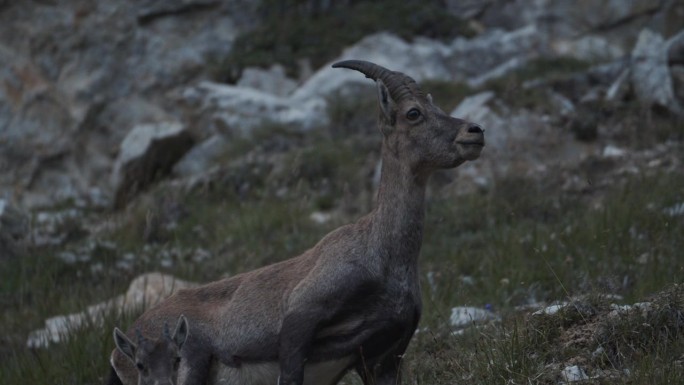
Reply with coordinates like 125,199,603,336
108,60,483,385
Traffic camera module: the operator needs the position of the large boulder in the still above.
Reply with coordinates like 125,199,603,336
26,272,197,348
111,121,195,208
631,29,682,115
185,81,329,136
293,26,545,100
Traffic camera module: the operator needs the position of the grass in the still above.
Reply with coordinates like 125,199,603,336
3,160,682,384
2,75,684,384
424,170,684,310
405,285,684,384
482,57,593,112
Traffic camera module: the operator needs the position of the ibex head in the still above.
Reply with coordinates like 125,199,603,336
113,315,189,385
333,60,484,173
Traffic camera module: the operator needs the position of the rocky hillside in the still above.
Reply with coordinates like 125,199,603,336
0,0,681,213
1,1,683,384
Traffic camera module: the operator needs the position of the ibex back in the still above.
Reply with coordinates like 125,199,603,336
108,60,484,385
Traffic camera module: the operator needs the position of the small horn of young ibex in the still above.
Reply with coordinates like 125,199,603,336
108,60,484,385
112,315,189,385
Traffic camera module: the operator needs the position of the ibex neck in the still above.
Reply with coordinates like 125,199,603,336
370,145,428,270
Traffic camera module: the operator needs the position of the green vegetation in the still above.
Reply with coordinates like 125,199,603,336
404,285,684,385
420,80,475,112
484,57,593,112
220,0,474,81
2,58,684,384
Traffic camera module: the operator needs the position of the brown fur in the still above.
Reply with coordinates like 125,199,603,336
109,60,484,385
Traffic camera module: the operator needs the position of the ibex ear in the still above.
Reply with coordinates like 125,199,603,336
173,315,189,350
114,328,137,363
376,80,396,127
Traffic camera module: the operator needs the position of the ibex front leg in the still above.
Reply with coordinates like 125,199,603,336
278,311,317,385
356,327,417,385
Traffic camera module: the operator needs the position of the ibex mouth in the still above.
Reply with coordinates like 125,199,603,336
456,140,485,147
455,138,485,161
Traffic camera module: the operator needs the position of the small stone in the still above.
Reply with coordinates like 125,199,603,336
602,145,626,158
449,306,498,328
532,303,568,316
310,211,332,224
663,202,684,217
560,365,589,382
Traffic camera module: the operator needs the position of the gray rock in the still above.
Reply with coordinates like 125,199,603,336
663,202,684,217
447,25,544,81
564,0,660,32
0,44,78,205
477,0,679,65
451,91,498,123
480,0,667,40
631,29,682,115
467,56,529,88
111,121,194,208
0,199,29,258
295,26,545,101
457,99,594,180
173,134,230,177
449,306,499,329
189,81,328,135
68,97,173,203
551,35,625,61
0,0,255,208
532,303,568,316
27,272,197,347
237,65,298,97
560,365,589,383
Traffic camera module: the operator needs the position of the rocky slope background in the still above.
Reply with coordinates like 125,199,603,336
1,1,683,384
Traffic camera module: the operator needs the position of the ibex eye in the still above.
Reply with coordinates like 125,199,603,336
406,108,421,121
136,363,145,371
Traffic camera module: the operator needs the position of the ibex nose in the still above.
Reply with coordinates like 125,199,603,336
467,123,484,134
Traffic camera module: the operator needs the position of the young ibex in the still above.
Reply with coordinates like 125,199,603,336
112,315,189,385
108,60,484,385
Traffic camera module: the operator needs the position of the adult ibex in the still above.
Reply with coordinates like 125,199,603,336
108,60,484,385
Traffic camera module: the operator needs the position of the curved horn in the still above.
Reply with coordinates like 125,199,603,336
332,60,422,102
